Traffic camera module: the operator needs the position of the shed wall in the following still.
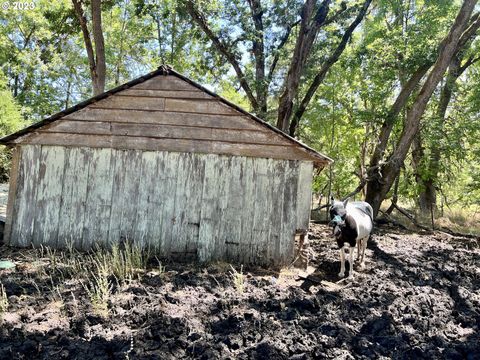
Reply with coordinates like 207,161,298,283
7,145,313,266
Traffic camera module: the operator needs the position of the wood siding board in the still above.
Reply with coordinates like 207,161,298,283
57,147,91,248
184,154,205,254
32,146,66,247
213,157,231,261
134,151,158,247
149,152,167,252
4,147,21,245
11,145,42,246
271,161,286,263
82,148,114,249
107,150,142,245
41,121,288,145
165,98,239,115
132,76,201,91
119,89,212,99
90,96,166,111
238,157,255,264
159,152,180,256
280,161,299,264
63,109,264,130
250,158,270,264
223,156,244,263
198,155,219,263
263,159,275,265
170,154,189,254
20,133,317,163
296,162,314,230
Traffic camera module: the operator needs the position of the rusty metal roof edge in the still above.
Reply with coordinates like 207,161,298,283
0,64,333,165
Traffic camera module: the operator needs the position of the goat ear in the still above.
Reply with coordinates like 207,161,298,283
343,197,350,207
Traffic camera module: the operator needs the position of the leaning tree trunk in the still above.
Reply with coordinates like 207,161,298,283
365,0,477,218
413,16,480,213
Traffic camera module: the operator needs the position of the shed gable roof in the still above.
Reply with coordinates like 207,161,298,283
0,66,332,166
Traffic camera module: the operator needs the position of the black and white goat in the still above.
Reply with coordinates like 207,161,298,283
329,197,373,278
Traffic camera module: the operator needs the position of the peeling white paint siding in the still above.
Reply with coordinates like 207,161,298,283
296,162,314,229
7,145,314,266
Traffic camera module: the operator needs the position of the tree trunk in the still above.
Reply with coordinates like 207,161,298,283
72,0,106,96
276,0,331,132
248,0,267,118
411,132,434,212
288,0,372,137
91,0,106,95
416,44,480,212
366,63,431,180
365,0,477,218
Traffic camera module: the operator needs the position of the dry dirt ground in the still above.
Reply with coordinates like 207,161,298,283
0,223,479,359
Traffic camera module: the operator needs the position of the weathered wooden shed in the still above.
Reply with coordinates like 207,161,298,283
0,66,331,266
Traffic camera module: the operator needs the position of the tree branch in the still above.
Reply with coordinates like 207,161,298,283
277,0,332,131
266,19,300,84
247,0,267,116
184,0,258,111
72,0,97,93
289,0,372,136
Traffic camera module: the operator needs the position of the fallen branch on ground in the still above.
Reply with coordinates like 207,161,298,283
391,203,431,231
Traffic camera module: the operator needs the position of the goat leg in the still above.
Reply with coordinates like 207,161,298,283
338,248,346,278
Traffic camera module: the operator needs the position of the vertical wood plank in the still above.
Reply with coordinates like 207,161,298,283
212,156,231,261
82,148,114,249
170,153,193,255
250,158,270,264
32,146,66,247
134,151,160,247
280,161,299,264
148,151,166,252
108,149,143,245
263,159,275,265
238,157,255,264
198,154,219,263
270,161,286,264
183,154,205,255
4,147,21,245
57,147,91,248
296,161,314,230
10,145,42,247
159,152,180,255
223,156,245,263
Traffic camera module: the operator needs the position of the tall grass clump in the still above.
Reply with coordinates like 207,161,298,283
229,265,245,294
0,283,8,318
83,259,112,317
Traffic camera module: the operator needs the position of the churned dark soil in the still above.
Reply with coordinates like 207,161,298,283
0,223,479,359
